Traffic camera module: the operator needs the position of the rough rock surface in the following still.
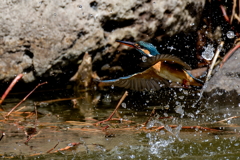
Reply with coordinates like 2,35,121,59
0,0,205,83
205,49,240,95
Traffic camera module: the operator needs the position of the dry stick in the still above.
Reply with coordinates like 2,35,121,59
239,0,240,22
144,107,156,127
192,42,224,108
5,82,48,118
220,5,230,23
0,74,23,105
217,116,240,123
220,43,240,68
234,14,240,22
46,142,59,153
205,41,224,82
95,91,128,126
230,0,237,24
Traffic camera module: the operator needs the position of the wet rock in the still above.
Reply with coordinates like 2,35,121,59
0,0,205,83
204,48,240,95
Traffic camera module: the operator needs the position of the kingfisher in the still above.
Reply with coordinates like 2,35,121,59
97,41,207,91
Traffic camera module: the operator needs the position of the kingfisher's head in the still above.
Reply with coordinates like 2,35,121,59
117,40,160,57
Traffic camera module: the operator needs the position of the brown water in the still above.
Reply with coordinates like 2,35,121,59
0,88,240,159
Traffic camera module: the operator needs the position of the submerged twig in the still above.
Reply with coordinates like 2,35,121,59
0,74,23,105
35,96,85,105
47,142,59,153
155,125,220,132
94,91,128,126
217,116,240,123
5,82,48,118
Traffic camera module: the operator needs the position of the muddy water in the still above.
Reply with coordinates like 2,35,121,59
0,88,240,159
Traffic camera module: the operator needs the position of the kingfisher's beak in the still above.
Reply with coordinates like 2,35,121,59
117,40,151,56
116,40,140,49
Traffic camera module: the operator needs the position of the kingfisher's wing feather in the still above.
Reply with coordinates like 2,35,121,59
98,68,169,91
141,54,191,70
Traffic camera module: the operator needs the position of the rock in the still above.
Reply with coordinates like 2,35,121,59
0,0,205,84
205,48,240,95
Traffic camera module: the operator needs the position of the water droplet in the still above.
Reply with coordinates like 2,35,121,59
179,96,184,100
202,44,215,60
164,105,169,109
190,23,195,26
142,56,147,62
78,5,82,9
226,31,235,39
130,155,135,159
121,103,126,108
68,143,74,147
111,85,114,89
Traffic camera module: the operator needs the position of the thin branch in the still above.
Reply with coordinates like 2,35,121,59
230,0,236,24
205,41,224,82
5,82,48,118
191,42,224,108
0,74,23,105
46,142,59,153
144,107,156,127
220,5,230,23
94,91,128,126
220,43,240,68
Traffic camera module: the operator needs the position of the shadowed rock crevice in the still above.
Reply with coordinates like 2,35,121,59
24,50,34,59
101,19,135,32
90,1,98,10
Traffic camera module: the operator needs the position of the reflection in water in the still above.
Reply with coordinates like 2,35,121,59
0,87,240,159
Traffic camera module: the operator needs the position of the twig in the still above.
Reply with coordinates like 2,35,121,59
0,74,23,105
25,134,34,144
205,41,224,82
35,96,85,105
155,125,220,132
144,107,156,127
5,82,48,118
94,91,128,126
230,0,236,24
220,5,230,23
191,42,224,108
0,132,5,141
220,43,240,68
35,105,38,122
234,13,240,23
46,142,59,153
217,116,240,123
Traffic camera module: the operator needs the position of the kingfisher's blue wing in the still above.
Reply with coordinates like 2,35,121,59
140,54,191,70
98,68,169,91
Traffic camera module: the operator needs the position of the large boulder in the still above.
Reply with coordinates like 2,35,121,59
0,0,205,83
